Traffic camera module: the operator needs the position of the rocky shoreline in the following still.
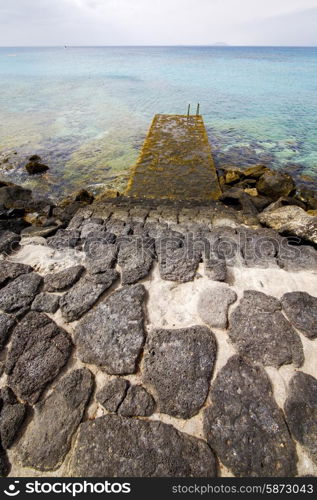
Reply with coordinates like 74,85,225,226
0,163,317,477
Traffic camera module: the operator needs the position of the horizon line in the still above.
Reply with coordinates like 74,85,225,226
0,44,317,48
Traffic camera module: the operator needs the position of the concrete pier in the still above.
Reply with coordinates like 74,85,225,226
125,114,222,201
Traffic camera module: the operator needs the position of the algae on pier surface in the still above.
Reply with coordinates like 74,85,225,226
126,114,222,201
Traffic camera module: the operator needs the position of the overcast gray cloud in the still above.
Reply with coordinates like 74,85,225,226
0,0,316,46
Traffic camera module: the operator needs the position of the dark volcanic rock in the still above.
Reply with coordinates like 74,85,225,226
0,231,20,255
238,228,280,268
284,372,317,465
281,292,317,339
0,261,32,288
5,312,72,403
205,257,227,282
75,285,145,374
69,415,216,477
0,273,42,313
85,243,118,274
31,292,60,314
204,355,298,477
142,326,217,418
0,185,32,209
43,265,84,292
257,170,295,200
21,225,58,238
259,206,317,246
0,313,16,351
118,236,155,284
25,161,49,175
0,447,9,477
0,387,26,449
74,189,94,204
156,233,201,282
46,229,80,250
96,378,129,412
278,244,317,272
15,368,93,471
228,291,304,368
118,385,155,417
60,272,117,322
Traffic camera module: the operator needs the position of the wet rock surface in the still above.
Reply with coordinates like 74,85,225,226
43,265,84,292
142,326,217,418
5,312,72,403
0,387,26,449
69,415,216,477
118,384,155,417
229,291,304,368
281,292,317,339
198,285,237,329
284,372,317,466
60,272,117,322
204,356,298,477
15,369,93,471
0,273,42,313
75,285,145,374
256,170,295,200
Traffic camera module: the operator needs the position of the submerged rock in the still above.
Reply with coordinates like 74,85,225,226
281,292,317,339
204,355,298,477
75,284,145,374
142,326,217,419
60,272,117,322
43,265,84,292
5,312,72,403
198,284,237,329
228,290,304,368
0,387,26,449
284,372,317,466
0,273,42,313
15,369,93,471
69,415,216,477
25,161,49,175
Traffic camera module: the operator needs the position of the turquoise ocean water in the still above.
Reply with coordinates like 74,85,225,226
0,46,316,200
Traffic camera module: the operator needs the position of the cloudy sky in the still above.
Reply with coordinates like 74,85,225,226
0,0,317,46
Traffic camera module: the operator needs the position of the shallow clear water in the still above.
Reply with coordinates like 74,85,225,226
0,46,316,199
